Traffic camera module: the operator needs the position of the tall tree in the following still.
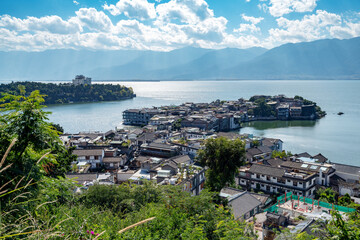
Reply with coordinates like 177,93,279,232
0,87,75,194
197,137,246,192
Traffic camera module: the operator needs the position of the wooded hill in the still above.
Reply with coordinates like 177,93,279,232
0,81,135,104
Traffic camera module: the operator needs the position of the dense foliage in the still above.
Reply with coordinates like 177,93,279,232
271,150,292,158
197,137,246,192
0,89,76,202
0,81,135,104
253,98,276,117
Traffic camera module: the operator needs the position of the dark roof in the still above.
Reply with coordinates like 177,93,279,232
265,158,284,167
162,161,177,170
125,109,141,113
312,153,328,163
146,142,177,151
332,163,360,176
228,192,262,219
246,148,263,156
105,130,115,137
249,164,285,178
137,132,158,141
169,155,191,164
280,161,333,174
295,152,312,158
73,149,103,156
262,137,283,145
257,146,272,154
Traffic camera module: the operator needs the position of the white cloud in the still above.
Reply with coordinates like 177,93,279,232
73,1,79,5
75,8,113,32
268,0,318,17
329,21,360,39
103,0,156,20
267,10,342,46
1,0,360,52
242,14,264,25
234,14,263,33
0,15,82,34
156,0,213,25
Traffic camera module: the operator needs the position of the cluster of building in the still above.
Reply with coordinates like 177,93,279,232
61,96,358,240
72,75,92,86
123,95,321,132
63,128,208,195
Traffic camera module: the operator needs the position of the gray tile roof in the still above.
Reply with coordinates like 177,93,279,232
257,146,272,154
265,158,284,167
169,155,191,164
73,149,103,156
333,163,360,176
146,142,177,151
246,148,263,156
249,164,285,178
228,192,262,219
295,152,312,158
312,153,328,163
281,161,333,174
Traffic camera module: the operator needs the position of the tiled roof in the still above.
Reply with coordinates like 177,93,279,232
249,164,285,178
333,163,360,176
73,149,103,156
295,152,312,158
312,153,328,163
265,158,284,167
169,155,191,164
229,192,261,219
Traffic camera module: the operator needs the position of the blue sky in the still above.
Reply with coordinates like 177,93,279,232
0,0,359,51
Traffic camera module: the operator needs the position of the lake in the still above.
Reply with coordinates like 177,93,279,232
46,80,360,165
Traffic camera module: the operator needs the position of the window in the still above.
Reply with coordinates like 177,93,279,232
266,185,270,191
95,156,99,160
85,156,90,160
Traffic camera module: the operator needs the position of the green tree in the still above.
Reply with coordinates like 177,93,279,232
271,150,292,158
197,137,246,192
0,87,75,199
315,188,338,204
253,98,273,117
338,193,352,207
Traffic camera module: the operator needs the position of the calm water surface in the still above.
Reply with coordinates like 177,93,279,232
46,80,360,165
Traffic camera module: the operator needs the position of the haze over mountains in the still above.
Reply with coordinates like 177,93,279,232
1,37,359,81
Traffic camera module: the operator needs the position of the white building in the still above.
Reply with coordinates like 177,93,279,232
72,75,92,86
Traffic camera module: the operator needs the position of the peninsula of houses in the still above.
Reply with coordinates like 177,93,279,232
62,94,359,239
122,95,325,132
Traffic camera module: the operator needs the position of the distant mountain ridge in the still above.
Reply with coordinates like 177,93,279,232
0,37,359,81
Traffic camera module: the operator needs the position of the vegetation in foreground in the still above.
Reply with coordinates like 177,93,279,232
0,87,359,239
0,81,135,105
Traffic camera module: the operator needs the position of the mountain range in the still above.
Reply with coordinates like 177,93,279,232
0,37,359,81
